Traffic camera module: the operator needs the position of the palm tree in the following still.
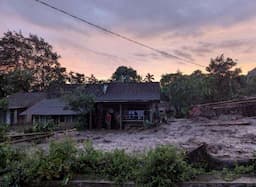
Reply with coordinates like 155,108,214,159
144,73,155,82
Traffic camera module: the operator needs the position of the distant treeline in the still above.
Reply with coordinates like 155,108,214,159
1,31,256,117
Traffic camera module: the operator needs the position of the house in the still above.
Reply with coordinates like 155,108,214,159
20,82,161,129
0,92,46,125
20,98,79,125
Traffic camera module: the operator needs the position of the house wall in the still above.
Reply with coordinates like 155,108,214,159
32,115,78,125
93,101,160,129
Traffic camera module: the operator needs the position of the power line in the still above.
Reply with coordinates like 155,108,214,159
32,0,206,68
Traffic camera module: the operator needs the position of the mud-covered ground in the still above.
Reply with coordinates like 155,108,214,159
19,116,256,161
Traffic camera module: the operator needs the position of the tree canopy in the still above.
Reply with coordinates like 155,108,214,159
0,31,67,95
160,54,252,117
111,66,142,82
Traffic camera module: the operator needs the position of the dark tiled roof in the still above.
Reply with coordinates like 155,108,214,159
63,82,160,102
21,82,160,116
20,98,79,116
7,92,46,109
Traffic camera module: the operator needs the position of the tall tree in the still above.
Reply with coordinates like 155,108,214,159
144,73,155,82
64,86,95,129
0,31,67,93
160,72,182,88
111,66,141,82
206,54,242,100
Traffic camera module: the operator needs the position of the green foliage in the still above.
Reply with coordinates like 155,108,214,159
0,124,8,142
65,86,95,129
164,72,211,117
100,150,140,183
0,31,68,93
37,140,77,180
206,55,242,101
0,98,8,111
160,54,246,117
33,121,55,132
24,121,57,133
74,141,104,175
139,145,197,186
65,86,95,115
3,69,34,94
1,141,199,186
112,66,142,82
0,144,24,171
216,165,255,182
4,139,77,185
4,141,256,186
76,141,140,183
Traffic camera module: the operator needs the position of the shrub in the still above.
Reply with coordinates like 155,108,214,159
74,141,104,175
139,145,197,186
33,121,56,132
36,139,77,180
0,144,23,171
2,142,200,186
3,139,77,185
76,141,142,183
0,124,8,142
100,150,141,183
24,121,57,133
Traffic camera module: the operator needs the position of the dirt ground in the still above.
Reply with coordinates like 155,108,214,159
19,116,256,161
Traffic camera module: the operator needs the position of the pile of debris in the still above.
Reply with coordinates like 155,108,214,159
190,96,256,119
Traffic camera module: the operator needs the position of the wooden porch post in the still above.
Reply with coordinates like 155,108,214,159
119,104,122,130
89,111,92,129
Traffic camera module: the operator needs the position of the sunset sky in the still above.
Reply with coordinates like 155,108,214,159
1,0,256,80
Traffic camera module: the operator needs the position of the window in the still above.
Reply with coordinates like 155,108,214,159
124,110,144,120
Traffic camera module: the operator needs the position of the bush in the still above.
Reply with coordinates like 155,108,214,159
33,121,56,132
139,145,197,186
74,141,104,175
0,144,24,171
0,124,8,142
24,121,58,133
4,139,77,185
2,142,199,186
100,150,140,183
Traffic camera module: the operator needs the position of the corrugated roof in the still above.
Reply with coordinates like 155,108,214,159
20,98,79,116
7,92,46,109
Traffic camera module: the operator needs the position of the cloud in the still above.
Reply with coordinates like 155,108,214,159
173,50,194,61
1,0,256,79
181,38,256,57
134,52,161,60
85,0,256,37
1,0,256,38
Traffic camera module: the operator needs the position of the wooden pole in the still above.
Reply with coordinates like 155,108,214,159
89,111,92,129
120,104,122,130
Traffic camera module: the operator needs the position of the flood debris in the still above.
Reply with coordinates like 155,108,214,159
190,97,256,119
14,116,256,165
29,117,254,163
